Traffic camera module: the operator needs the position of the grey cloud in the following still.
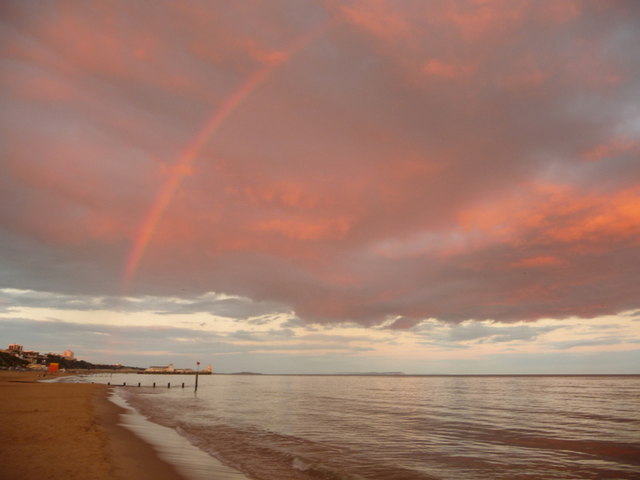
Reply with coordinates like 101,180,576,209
247,314,292,326
444,323,561,344
241,343,373,353
0,316,371,368
549,337,640,350
384,317,422,330
0,288,291,319
295,333,378,344
151,295,292,319
584,324,631,331
0,317,268,366
228,328,295,341
417,340,471,350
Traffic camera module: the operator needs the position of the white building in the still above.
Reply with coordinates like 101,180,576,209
145,363,175,373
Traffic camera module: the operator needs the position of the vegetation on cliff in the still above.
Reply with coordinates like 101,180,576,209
0,351,29,368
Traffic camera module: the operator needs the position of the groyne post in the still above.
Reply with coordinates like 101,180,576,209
195,361,200,392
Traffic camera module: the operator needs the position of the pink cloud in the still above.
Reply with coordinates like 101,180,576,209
422,59,476,80
253,216,353,241
1,0,639,326
510,256,567,269
582,137,640,163
338,0,412,42
436,0,529,41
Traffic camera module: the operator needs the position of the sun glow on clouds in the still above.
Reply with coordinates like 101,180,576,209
1,289,638,372
2,1,640,372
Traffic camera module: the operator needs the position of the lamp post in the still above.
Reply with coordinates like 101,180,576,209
195,361,200,392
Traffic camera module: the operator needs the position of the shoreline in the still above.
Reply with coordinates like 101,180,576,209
0,370,187,480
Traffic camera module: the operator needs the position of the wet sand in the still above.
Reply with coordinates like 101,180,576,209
0,371,186,480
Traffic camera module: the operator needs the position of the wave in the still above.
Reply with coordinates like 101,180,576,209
119,388,437,480
85,374,640,480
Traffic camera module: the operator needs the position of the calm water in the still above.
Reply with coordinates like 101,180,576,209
82,374,640,480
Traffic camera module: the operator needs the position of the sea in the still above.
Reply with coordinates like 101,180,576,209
67,374,640,480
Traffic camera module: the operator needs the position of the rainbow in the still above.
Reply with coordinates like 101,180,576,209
123,23,330,287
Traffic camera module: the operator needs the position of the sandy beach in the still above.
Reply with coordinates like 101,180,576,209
0,371,186,480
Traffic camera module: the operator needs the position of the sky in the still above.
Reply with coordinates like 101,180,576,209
1,0,639,373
